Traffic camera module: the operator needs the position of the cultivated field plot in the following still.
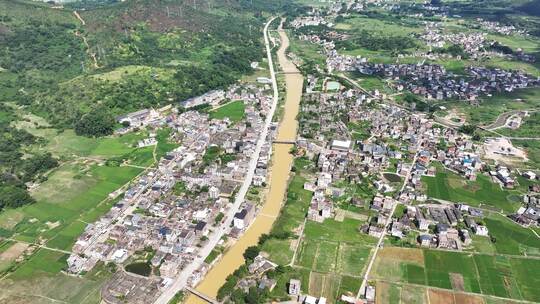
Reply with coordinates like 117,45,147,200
484,213,540,257
295,239,371,276
293,238,371,303
0,241,27,274
375,281,524,304
422,163,521,213
372,247,540,302
306,271,360,303
0,250,113,304
0,164,142,250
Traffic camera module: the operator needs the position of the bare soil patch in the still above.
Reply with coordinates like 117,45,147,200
454,293,484,304
428,289,455,304
450,273,465,292
376,281,391,304
0,243,29,261
377,247,424,264
309,271,325,298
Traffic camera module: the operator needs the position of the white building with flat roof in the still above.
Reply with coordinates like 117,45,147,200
331,139,351,151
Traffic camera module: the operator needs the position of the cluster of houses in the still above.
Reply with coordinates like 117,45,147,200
419,22,487,54
476,18,528,36
354,62,540,101
233,254,279,296
287,278,329,304
293,4,539,105
295,75,518,255
66,82,277,303
180,90,225,109
510,171,540,227
115,106,169,134
290,16,329,29
411,204,488,250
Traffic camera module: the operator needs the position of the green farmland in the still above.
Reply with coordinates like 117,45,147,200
372,248,540,302
484,213,540,256
0,164,142,249
422,163,521,213
453,87,540,126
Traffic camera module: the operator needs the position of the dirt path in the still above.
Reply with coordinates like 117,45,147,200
73,11,99,68
483,109,540,130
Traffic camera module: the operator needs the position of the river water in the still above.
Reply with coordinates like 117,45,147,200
185,21,303,303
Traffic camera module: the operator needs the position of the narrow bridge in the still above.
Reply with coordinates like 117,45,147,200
277,71,302,75
185,287,219,304
273,140,296,145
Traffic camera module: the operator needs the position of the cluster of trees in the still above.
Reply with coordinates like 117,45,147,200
458,124,482,140
488,41,514,55
518,0,540,17
2,0,271,137
0,106,59,211
74,106,116,137
0,20,86,79
403,92,431,112
436,44,469,59
336,30,417,52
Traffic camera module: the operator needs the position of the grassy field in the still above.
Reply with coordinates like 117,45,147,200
0,254,114,303
335,16,422,35
209,100,246,123
484,213,540,256
14,114,150,160
304,218,377,245
513,139,540,169
498,111,540,138
288,35,327,68
372,247,540,302
0,163,142,249
422,163,521,213
449,87,540,125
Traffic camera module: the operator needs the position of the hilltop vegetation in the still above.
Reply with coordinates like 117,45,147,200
0,0,296,131
0,0,299,212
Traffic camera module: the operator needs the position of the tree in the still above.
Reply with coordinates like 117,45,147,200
21,153,59,182
458,124,477,135
403,92,420,104
74,106,115,137
243,246,260,261
0,185,35,210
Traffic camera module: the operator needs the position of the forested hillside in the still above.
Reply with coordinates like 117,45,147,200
0,0,294,211
0,0,292,130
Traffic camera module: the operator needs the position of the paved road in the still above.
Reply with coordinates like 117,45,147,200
482,109,540,130
153,17,279,304
357,140,423,298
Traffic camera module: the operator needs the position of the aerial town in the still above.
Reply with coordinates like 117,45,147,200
0,1,539,304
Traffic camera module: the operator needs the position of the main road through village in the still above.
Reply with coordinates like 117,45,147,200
155,17,304,304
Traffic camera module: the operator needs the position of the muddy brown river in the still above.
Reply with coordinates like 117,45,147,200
185,21,303,303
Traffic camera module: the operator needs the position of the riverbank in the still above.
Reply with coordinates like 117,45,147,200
185,18,304,303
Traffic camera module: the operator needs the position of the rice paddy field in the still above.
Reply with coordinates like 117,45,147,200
422,163,522,213
483,213,540,257
258,157,377,303
371,247,540,302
